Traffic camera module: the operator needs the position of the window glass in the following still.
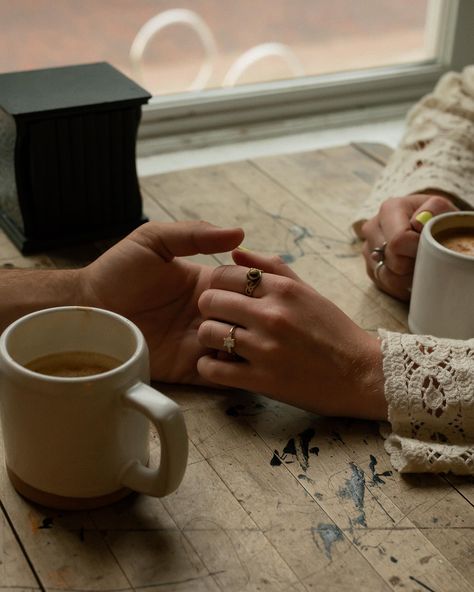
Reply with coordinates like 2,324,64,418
0,0,431,95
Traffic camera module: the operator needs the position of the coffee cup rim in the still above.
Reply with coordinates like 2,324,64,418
423,211,474,262
0,306,145,383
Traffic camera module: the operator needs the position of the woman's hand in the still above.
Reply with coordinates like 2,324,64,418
361,193,458,301
197,249,387,420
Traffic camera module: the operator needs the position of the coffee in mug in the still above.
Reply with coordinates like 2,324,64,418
25,351,121,377
408,212,474,339
435,227,474,257
0,306,188,510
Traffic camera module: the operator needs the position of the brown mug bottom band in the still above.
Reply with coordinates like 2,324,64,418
7,466,132,510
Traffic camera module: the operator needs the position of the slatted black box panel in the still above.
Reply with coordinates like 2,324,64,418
0,62,151,253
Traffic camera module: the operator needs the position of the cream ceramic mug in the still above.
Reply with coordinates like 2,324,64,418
0,306,188,510
408,211,474,339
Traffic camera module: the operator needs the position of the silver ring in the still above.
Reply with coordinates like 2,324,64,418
371,241,387,262
374,260,384,283
223,325,237,354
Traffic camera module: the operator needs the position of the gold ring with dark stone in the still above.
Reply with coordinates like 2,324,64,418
245,268,263,296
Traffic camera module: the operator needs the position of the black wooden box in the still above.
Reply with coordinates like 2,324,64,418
0,62,151,253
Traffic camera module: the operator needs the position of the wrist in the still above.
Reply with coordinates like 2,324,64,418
0,268,84,334
353,333,387,421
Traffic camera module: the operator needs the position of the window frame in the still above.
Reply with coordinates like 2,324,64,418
137,0,474,156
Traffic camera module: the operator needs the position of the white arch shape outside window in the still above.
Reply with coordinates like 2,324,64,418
129,9,218,91
222,42,305,87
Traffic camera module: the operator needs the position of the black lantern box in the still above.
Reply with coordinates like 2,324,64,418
0,62,151,253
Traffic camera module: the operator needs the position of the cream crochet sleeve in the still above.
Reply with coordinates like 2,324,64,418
379,330,474,474
354,65,474,232
354,67,474,473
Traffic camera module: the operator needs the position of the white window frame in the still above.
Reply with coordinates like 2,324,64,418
137,0,474,156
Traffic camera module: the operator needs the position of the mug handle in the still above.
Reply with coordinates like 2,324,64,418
119,383,188,497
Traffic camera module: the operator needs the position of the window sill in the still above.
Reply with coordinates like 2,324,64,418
137,109,404,177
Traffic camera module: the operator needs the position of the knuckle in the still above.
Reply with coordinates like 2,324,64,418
361,217,375,235
273,276,297,298
263,306,289,333
197,320,213,343
388,230,406,253
430,195,454,212
270,254,285,267
387,258,412,276
198,289,216,314
260,338,280,358
379,199,393,215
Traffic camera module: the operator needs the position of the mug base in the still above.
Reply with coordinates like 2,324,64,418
7,466,132,510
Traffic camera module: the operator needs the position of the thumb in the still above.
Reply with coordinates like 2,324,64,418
410,194,459,232
128,221,244,261
231,247,301,280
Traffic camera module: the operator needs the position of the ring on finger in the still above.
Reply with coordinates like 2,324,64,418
371,241,387,262
223,325,237,354
373,260,385,283
245,268,263,296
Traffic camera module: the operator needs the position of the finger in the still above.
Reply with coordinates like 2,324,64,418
364,243,412,301
128,220,244,261
361,216,386,255
382,230,419,275
213,265,257,295
410,194,459,232
378,198,412,243
198,288,258,327
374,199,419,274
208,265,269,297
198,320,253,358
197,355,261,392
231,248,300,280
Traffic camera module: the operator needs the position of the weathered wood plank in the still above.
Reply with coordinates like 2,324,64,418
0,508,40,591
143,158,406,332
181,391,474,591
2,144,473,592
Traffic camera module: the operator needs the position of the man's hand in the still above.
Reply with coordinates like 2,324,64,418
78,221,244,384
361,193,458,300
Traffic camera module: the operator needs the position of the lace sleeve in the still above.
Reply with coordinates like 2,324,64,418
353,66,474,234
379,329,474,474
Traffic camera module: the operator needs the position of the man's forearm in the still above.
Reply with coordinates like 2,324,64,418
0,269,83,334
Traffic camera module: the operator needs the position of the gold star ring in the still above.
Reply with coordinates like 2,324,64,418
223,325,237,354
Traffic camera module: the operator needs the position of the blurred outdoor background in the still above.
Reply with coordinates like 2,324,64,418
0,0,431,95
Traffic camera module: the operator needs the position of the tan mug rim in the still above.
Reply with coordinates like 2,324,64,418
0,306,144,385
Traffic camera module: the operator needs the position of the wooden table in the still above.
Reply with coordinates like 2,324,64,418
1,143,473,592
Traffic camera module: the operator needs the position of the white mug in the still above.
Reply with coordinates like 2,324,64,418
0,306,188,509
408,211,474,339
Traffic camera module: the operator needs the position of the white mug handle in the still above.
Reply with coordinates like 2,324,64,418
119,382,188,497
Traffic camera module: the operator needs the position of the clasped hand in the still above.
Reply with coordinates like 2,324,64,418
197,248,386,420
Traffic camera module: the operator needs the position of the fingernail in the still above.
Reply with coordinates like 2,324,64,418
237,245,251,252
415,211,433,226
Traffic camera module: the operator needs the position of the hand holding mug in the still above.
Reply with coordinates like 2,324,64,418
360,193,458,300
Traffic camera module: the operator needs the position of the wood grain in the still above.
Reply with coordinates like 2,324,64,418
0,144,473,592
